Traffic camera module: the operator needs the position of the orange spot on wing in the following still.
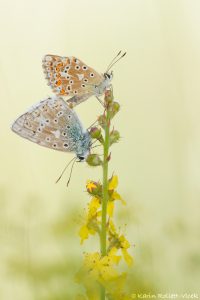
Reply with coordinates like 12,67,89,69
60,89,66,95
55,80,62,86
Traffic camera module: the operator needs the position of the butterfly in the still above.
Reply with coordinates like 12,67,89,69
11,96,91,161
42,51,126,107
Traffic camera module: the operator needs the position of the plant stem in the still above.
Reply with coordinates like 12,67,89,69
100,104,110,300
101,119,109,255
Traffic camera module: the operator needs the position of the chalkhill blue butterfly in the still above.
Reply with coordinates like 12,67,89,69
42,51,126,106
11,96,91,161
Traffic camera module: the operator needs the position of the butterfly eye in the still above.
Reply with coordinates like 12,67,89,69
90,73,94,77
78,156,85,161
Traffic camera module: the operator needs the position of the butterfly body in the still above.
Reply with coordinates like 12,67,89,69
93,72,113,96
11,96,91,160
42,55,113,106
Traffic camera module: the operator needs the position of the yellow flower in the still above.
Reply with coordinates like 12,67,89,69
88,197,101,216
109,175,118,190
119,235,130,249
79,197,101,244
108,220,133,266
79,225,90,244
109,219,117,233
83,250,121,281
102,272,129,299
121,248,133,267
108,247,121,265
107,175,126,218
107,191,126,217
86,180,97,192
107,175,126,217
76,250,123,300
118,236,133,266
107,200,114,217
112,191,126,205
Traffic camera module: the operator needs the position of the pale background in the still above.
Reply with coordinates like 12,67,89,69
0,0,200,299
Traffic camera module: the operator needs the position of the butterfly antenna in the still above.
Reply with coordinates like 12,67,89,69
55,156,76,184
66,157,77,187
87,119,99,130
106,52,126,72
91,144,101,149
91,139,98,146
106,51,122,73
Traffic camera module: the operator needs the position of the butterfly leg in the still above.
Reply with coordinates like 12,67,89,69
96,96,105,107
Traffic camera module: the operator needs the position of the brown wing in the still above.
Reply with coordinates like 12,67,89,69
11,96,84,152
42,55,104,98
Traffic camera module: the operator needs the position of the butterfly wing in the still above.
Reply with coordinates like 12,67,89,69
42,55,104,99
11,96,85,153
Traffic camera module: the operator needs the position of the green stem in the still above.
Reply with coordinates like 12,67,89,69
100,107,110,300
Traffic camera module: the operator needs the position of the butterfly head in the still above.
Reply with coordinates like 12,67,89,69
76,131,91,162
104,71,113,83
93,71,113,96
77,155,86,162
104,71,113,79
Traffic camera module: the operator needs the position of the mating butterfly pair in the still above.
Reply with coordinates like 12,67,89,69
12,52,125,160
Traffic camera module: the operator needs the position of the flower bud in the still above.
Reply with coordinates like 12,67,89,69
110,130,120,145
90,127,104,143
98,114,107,129
104,89,114,107
86,180,102,197
86,154,102,166
109,102,120,119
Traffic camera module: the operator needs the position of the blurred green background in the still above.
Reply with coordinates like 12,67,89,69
0,0,200,299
